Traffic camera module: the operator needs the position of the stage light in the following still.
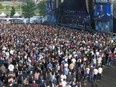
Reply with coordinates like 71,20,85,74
107,13,110,16
61,0,64,3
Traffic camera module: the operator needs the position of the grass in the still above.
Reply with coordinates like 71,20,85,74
0,1,22,15
0,1,42,16
0,4,22,15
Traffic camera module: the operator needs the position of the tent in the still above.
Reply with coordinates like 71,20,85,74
13,12,21,18
0,12,7,18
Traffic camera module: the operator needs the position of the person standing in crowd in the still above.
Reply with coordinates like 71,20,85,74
0,23,115,87
93,67,98,82
98,66,103,80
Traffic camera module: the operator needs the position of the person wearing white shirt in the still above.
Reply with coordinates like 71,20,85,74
86,67,90,77
93,58,97,65
93,68,98,81
71,58,76,64
2,46,7,51
62,79,67,87
10,49,14,55
97,57,102,66
5,51,10,59
96,51,99,57
98,66,103,80
60,74,67,82
8,64,14,72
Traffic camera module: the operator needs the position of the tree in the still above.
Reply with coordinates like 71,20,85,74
12,0,17,2
0,3,3,9
36,0,46,16
10,6,15,17
22,0,36,22
35,0,46,23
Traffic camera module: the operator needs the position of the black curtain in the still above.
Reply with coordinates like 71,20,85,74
113,17,116,33
89,0,95,30
62,0,87,11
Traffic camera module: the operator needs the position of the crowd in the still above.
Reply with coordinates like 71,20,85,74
0,23,116,87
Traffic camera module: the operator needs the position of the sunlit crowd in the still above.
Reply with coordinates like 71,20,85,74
0,23,116,87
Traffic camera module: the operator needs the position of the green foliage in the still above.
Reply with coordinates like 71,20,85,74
16,5,22,10
22,0,36,18
36,0,46,16
0,3,3,9
10,6,15,17
5,5,10,10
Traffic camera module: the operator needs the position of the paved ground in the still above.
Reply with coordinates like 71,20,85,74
86,59,116,87
97,59,116,87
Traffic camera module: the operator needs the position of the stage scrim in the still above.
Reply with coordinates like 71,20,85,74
58,0,91,29
94,0,113,32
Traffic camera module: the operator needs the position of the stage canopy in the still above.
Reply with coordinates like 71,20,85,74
0,12,7,17
61,0,87,12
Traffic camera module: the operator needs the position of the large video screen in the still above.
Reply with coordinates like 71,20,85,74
94,4,111,21
95,0,111,3
95,20,113,32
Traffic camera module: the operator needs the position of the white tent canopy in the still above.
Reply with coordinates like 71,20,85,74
13,12,21,17
0,12,7,16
